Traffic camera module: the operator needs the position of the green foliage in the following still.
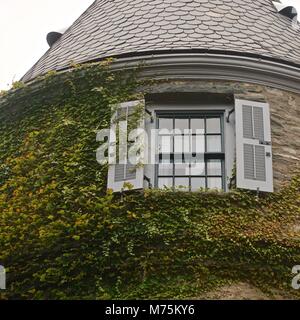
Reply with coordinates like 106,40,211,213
0,90,8,98
0,62,299,299
11,81,25,90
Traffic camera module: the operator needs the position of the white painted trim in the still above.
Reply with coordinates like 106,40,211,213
107,100,145,192
110,53,300,94
144,102,235,191
235,99,274,192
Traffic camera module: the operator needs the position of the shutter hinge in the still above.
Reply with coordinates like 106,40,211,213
259,140,271,146
256,187,260,198
226,108,235,123
145,109,154,123
144,175,152,189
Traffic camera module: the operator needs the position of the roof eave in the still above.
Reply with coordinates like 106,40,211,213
22,51,300,94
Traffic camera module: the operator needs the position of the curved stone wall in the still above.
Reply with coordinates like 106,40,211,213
144,80,300,190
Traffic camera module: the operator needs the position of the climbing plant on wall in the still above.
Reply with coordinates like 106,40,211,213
0,61,299,299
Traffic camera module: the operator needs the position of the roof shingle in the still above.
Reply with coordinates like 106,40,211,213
22,0,300,82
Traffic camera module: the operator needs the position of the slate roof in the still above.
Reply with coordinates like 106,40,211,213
22,0,300,82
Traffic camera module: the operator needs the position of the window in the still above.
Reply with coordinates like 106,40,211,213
106,98,273,194
156,111,225,191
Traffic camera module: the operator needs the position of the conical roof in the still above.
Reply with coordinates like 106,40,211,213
22,0,300,82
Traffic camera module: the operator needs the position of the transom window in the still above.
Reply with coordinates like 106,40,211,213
156,111,225,191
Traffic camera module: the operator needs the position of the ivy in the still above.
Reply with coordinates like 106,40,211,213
0,62,299,299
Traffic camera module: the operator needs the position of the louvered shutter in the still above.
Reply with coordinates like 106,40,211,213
235,99,273,192
0,265,5,290
107,100,145,192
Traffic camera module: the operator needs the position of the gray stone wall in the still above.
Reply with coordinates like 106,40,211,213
264,86,300,188
144,80,300,190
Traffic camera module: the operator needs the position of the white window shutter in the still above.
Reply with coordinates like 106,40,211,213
235,99,273,192
107,100,145,192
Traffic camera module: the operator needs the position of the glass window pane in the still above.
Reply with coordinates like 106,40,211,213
174,178,189,190
160,154,172,163
191,135,205,154
157,114,224,192
207,135,222,152
191,118,205,132
190,160,205,176
174,135,190,153
175,163,190,176
206,118,221,133
175,119,189,131
174,135,183,153
207,160,222,176
207,177,222,190
158,177,173,189
159,118,173,130
191,178,206,191
159,163,173,176
174,153,183,164
159,135,173,153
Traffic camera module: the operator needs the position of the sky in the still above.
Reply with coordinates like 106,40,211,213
0,0,299,91
0,0,94,91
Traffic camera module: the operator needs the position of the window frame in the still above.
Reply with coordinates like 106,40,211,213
154,110,226,191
